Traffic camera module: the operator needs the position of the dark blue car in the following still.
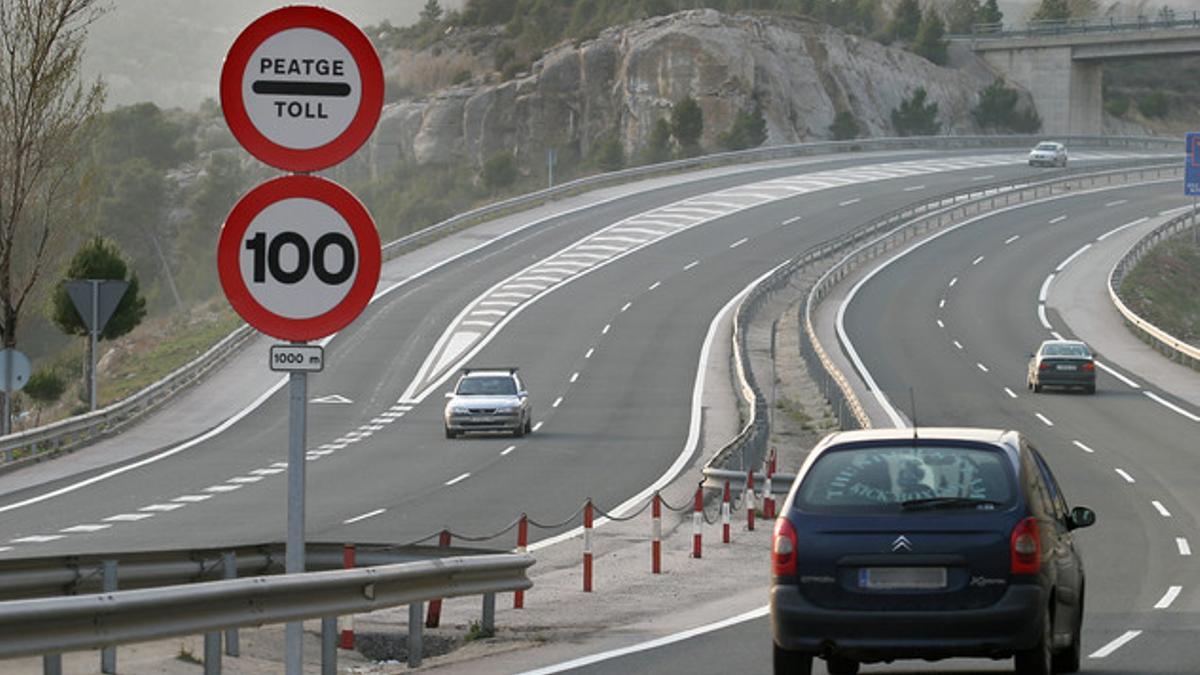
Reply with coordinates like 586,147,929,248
771,428,1095,675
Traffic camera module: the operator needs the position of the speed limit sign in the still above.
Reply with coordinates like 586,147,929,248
218,175,380,341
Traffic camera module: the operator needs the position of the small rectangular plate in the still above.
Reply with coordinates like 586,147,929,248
270,345,324,372
1056,364,1077,371
859,567,947,590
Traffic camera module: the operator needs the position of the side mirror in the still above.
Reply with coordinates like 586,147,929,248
444,391,455,399
518,390,528,398
1068,506,1096,530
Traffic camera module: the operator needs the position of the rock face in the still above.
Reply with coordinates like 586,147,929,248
367,10,1006,173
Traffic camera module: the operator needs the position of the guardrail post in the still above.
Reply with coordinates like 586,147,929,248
408,602,423,668
204,632,221,675
692,486,703,559
583,499,594,592
722,481,731,544
765,449,776,519
426,531,451,627
222,552,239,656
514,515,528,608
321,617,336,675
101,560,117,674
481,593,496,638
340,544,356,648
651,493,662,573
746,469,757,532
42,655,62,675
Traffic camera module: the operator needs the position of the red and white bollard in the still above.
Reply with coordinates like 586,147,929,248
514,514,528,608
340,544,356,649
692,486,703,559
722,480,732,544
426,530,451,627
746,469,757,532
765,449,777,520
651,493,662,574
583,499,594,592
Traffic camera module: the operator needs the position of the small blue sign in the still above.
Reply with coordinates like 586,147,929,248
1187,133,1200,196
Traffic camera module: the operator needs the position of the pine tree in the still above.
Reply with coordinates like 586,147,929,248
913,10,949,65
890,0,923,40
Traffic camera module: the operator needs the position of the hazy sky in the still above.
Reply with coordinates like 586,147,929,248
83,0,464,109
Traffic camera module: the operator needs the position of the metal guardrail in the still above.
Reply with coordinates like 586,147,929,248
1109,207,1200,370
964,14,1200,39
1,136,1180,469
0,552,533,659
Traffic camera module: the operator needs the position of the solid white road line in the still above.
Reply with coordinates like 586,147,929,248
1050,331,1064,340
1159,205,1192,217
1089,630,1142,658
1096,361,1140,389
1096,216,1149,241
501,445,516,456
1144,391,1200,422
1004,234,1020,244
1035,413,1054,426
445,473,470,487
1153,500,1172,517
1115,469,1136,484
517,605,770,675
1177,538,1192,556
1049,215,1067,224
1072,441,1095,454
1038,274,1055,302
729,237,748,248
1004,388,1018,399
1055,243,1092,272
343,508,386,525
1154,586,1182,609
1038,304,1052,329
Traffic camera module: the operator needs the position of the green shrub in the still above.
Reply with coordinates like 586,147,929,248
1105,96,1130,117
891,88,941,136
590,135,625,171
1139,91,1169,119
718,105,768,151
829,111,861,140
973,80,1042,133
482,152,519,191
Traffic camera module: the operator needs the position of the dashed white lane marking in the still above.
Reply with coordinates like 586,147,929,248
344,508,386,524
104,513,154,522
977,363,989,373
903,184,926,192
939,299,946,309
1089,630,1142,658
532,422,544,432
1096,361,1140,389
445,473,471,487
501,445,516,456
1177,538,1192,556
10,535,65,543
140,503,185,512
648,281,661,291
585,348,594,359
936,319,944,328
60,524,112,533
949,277,958,288
1115,469,1136,484
1035,413,1054,426
729,237,748,249
1073,441,1095,454
1096,216,1148,241
602,324,611,335
1144,391,1200,422
271,462,288,468
1056,243,1092,272
839,198,861,206
621,302,632,312
228,476,263,484
1004,388,1018,399
173,495,212,503
953,341,964,350
552,397,563,408
782,216,803,225
1038,304,1052,329
570,372,579,383
1038,274,1054,302
0,547,11,552
684,260,699,270
1154,586,1182,609
205,484,242,493
1153,501,1172,517
1004,234,1020,244
1049,215,1067,224
1105,199,1128,207
971,255,984,266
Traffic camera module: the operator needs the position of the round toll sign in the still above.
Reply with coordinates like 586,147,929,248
218,175,381,341
221,6,383,172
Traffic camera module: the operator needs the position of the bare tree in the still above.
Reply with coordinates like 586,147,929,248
0,0,105,430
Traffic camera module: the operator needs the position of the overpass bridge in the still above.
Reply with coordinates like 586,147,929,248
967,18,1200,134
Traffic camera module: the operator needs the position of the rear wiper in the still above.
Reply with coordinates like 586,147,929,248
900,497,1003,511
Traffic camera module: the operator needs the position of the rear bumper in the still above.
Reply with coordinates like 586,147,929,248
445,413,522,432
1037,371,1095,388
770,583,1045,661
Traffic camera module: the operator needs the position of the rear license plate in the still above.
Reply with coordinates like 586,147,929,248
858,567,947,590
1057,364,1077,371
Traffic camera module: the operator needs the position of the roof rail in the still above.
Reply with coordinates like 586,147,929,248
461,367,519,374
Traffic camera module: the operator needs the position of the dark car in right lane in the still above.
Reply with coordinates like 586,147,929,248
1027,339,1097,394
771,428,1095,675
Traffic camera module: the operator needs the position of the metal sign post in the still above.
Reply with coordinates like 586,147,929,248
285,367,307,674
65,279,129,411
0,348,31,435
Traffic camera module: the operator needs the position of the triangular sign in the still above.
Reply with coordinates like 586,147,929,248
310,394,353,404
66,279,130,334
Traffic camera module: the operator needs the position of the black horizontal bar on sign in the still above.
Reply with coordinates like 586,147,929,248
251,80,351,97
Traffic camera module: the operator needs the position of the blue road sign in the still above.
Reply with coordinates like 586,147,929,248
1187,133,1200,196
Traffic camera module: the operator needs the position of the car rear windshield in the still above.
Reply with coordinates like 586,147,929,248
795,444,1015,512
457,376,517,396
1036,143,1058,151
1042,343,1090,357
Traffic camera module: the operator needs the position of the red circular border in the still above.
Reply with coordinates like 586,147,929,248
218,175,381,341
220,6,383,172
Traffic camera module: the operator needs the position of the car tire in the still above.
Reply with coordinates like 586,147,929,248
524,416,533,435
772,644,813,675
513,421,525,438
826,655,860,674
1085,383,1096,395
444,427,456,439
1014,606,1053,675
1053,594,1083,673
1032,380,1043,393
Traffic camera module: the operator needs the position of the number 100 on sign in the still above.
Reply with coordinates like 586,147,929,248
218,175,380,342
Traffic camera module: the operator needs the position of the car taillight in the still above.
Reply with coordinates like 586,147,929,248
772,517,798,577
1011,517,1041,576
1038,362,1050,371
1082,362,1095,372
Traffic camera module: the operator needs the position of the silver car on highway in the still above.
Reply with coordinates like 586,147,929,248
443,368,533,438
1028,141,1067,167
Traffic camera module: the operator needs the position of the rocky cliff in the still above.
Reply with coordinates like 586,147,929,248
366,10,1007,174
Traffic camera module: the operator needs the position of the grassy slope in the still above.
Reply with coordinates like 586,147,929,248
1120,235,1200,346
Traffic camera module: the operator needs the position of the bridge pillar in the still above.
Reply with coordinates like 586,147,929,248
981,46,1102,135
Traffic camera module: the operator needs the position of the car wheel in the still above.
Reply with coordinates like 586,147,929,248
444,427,456,439
1032,380,1043,393
513,421,525,438
1014,605,1053,675
772,644,813,675
1053,594,1083,673
826,655,860,674
1085,383,1096,395
524,416,533,434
